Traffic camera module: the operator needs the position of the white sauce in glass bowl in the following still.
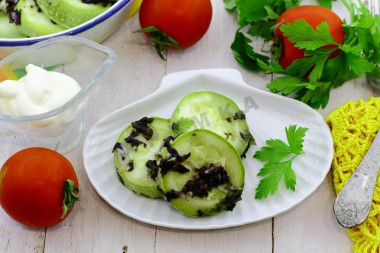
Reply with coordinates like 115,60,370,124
0,64,81,116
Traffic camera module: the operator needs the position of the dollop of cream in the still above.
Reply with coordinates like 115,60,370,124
0,64,81,116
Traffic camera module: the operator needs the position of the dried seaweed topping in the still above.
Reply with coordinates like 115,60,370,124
112,142,123,153
240,132,256,145
159,153,191,176
182,164,229,198
215,188,243,212
81,0,116,5
127,162,134,172
125,135,145,149
164,189,182,201
146,160,159,179
233,111,246,120
131,117,154,140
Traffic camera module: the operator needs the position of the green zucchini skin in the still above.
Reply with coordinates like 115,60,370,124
113,117,172,199
171,91,255,157
155,129,245,217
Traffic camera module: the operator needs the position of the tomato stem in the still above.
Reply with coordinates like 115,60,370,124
61,179,81,219
135,26,182,61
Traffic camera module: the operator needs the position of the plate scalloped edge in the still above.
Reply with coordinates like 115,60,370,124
83,68,333,230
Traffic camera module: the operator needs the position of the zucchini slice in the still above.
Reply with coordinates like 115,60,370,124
171,91,254,157
113,117,172,199
155,129,245,217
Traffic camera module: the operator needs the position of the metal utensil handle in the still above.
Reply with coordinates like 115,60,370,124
334,132,380,228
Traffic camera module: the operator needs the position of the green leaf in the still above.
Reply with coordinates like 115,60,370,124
255,161,289,199
267,76,304,95
172,118,194,136
223,0,237,12
236,0,274,26
253,139,292,163
295,81,331,109
316,0,336,9
230,29,270,71
286,48,336,82
264,5,279,20
254,125,308,199
283,165,297,191
247,20,276,41
280,20,340,50
346,52,376,76
257,59,285,74
284,0,301,10
134,26,182,61
285,125,308,155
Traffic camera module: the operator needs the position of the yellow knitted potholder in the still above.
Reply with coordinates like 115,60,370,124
326,97,380,253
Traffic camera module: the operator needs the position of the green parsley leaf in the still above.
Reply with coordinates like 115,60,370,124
285,124,308,155
254,125,308,199
316,0,336,9
236,0,274,26
223,0,237,12
231,29,270,71
286,48,336,82
264,5,280,19
171,118,193,136
134,26,182,61
295,81,331,108
254,139,292,163
280,20,340,50
247,20,276,41
257,59,286,74
267,76,304,95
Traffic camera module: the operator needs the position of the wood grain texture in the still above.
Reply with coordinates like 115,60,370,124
0,0,379,252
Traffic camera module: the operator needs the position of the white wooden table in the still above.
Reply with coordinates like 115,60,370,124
0,1,379,252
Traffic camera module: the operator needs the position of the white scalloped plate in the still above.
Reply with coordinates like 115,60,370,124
83,69,333,230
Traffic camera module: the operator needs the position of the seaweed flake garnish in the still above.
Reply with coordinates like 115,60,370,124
127,162,134,172
125,135,145,149
181,164,229,198
233,111,246,120
131,117,154,140
112,142,123,153
146,160,159,179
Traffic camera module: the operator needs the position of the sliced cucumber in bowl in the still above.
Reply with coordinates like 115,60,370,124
113,117,172,199
155,129,245,217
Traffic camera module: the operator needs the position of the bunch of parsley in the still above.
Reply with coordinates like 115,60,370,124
224,0,380,109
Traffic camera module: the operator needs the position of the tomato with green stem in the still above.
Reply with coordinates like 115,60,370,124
275,5,345,70
0,147,80,227
137,0,212,60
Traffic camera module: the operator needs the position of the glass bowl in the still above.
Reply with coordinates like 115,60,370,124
0,36,115,153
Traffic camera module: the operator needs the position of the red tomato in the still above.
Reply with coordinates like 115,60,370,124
139,0,212,49
275,5,345,69
0,148,80,228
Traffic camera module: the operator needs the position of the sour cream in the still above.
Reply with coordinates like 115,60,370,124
0,64,81,116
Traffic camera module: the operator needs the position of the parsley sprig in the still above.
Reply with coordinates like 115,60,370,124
253,125,308,199
224,0,380,109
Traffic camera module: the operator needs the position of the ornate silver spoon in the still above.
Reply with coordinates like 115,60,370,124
333,132,380,228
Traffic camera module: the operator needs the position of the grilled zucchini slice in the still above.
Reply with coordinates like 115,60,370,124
171,91,254,157
155,129,245,217
113,117,172,199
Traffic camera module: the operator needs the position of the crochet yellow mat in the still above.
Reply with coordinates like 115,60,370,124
326,97,380,253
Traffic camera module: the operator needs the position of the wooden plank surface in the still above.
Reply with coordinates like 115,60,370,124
0,0,379,252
